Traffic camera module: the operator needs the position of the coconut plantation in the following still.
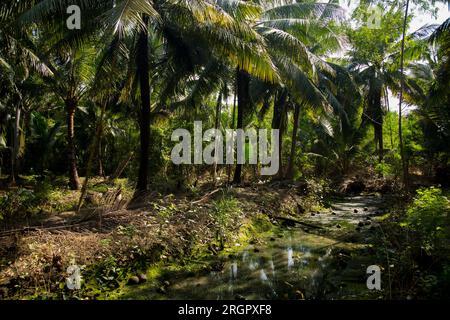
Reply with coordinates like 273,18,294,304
0,0,450,303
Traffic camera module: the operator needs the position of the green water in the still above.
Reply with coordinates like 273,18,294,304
120,195,386,300
160,231,367,299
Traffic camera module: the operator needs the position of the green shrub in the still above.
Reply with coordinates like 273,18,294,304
212,195,241,228
375,161,393,177
402,187,450,251
212,194,241,246
0,188,38,221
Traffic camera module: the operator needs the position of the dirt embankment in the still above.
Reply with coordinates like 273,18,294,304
0,183,317,299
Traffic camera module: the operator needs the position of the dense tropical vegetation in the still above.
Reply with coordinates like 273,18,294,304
0,0,449,300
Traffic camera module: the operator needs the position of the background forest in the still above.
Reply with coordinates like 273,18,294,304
0,0,449,300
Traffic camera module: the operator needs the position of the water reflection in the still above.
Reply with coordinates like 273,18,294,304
287,247,294,268
248,259,258,271
230,262,238,280
269,260,275,276
260,269,268,281
154,229,362,300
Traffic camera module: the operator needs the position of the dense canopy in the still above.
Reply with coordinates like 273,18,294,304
0,0,449,301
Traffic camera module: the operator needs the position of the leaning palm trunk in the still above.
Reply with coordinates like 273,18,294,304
77,106,105,212
286,103,301,180
65,99,80,190
10,104,21,184
213,90,222,184
227,86,237,184
272,90,288,179
384,87,394,149
399,0,410,188
136,15,151,191
369,78,383,163
98,137,104,177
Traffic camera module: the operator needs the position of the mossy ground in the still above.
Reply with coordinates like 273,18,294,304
1,177,408,300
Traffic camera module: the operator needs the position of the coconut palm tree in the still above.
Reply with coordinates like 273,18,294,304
0,1,53,183
20,0,278,191
347,3,435,165
405,18,450,170
31,41,97,190
228,0,346,182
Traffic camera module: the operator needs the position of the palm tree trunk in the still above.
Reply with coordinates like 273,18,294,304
384,87,394,149
286,103,301,179
76,106,105,211
136,15,151,191
213,90,222,184
227,85,237,184
98,138,104,177
376,122,383,163
11,104,21,184
399,0,410,188
272,89,288,179
233,69,250,184
66,99,80,190
369,78,383,163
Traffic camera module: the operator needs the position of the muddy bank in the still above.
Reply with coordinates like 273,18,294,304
0,184,323,299
118,194,390,300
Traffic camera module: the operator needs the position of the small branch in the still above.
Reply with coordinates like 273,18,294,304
270,215,324,229
191,188,222,204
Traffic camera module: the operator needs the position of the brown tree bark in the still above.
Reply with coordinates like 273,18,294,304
384,87,394,149
286,103,301,179
66,99,80,190
368,78,383,163
98,139,104,177
10,104,21,184
272,89,288,179
213,90,222,184
76,106,105,211
136,15,151,191
233,69,250,184
227,85,237,184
